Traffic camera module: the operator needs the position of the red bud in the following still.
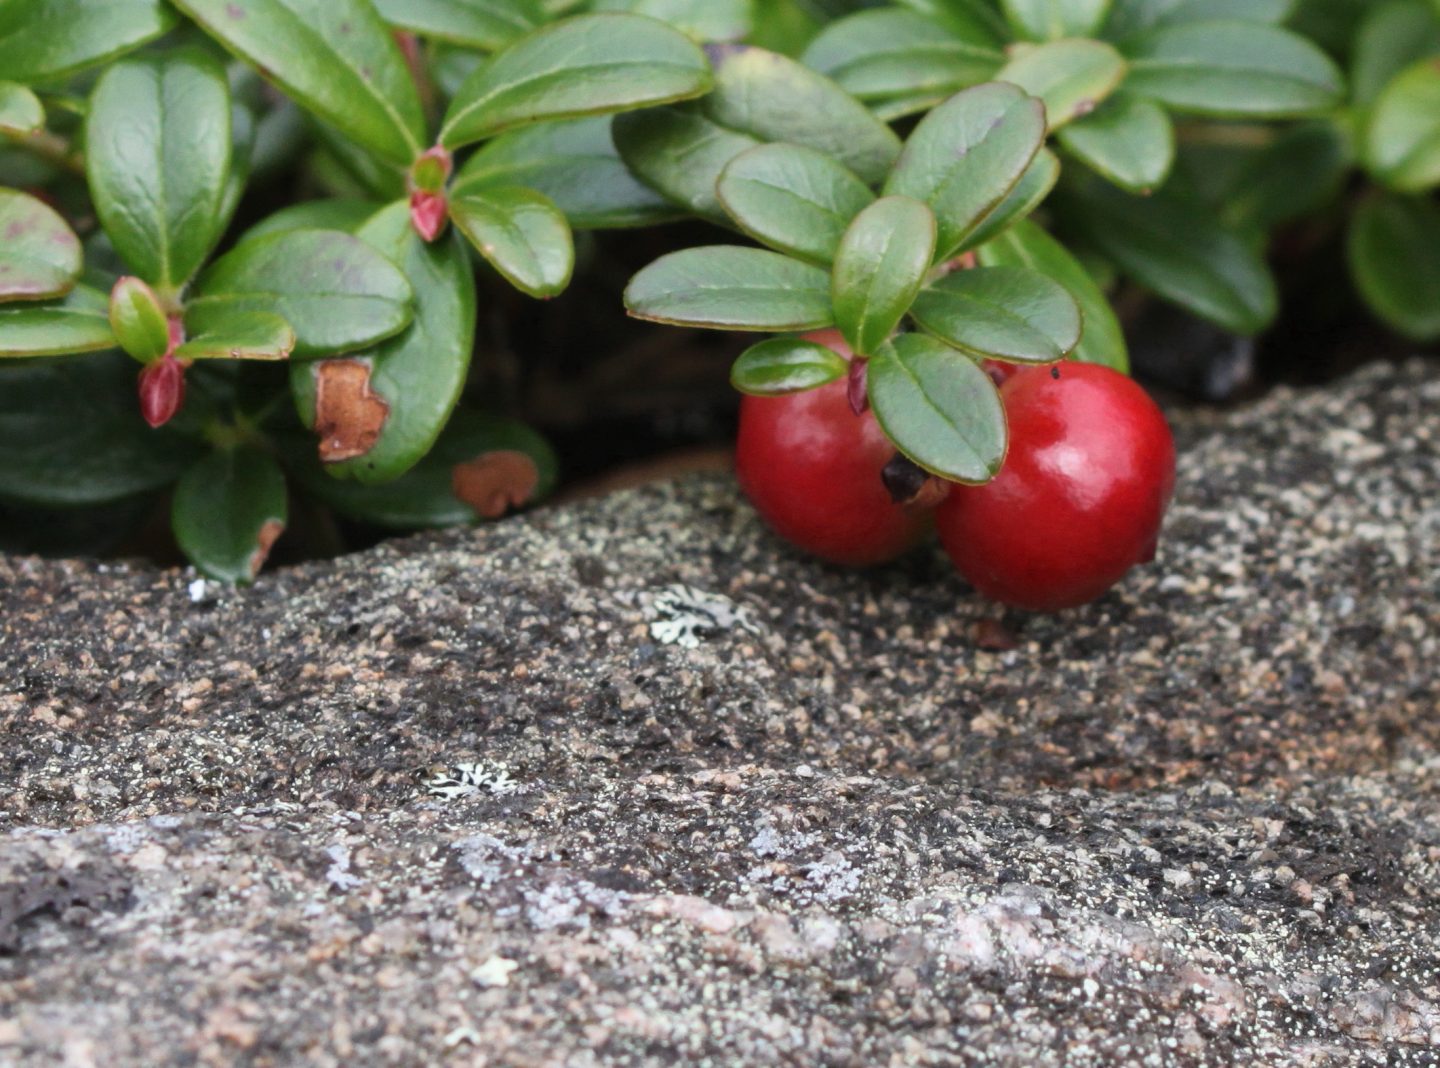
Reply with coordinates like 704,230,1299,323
847,356,869,416
138,355,186,428
410,190,448,242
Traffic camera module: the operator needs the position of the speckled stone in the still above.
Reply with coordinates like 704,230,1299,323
1,360,1437,1067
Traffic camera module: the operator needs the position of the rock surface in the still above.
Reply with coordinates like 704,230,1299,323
1,360,1438,1066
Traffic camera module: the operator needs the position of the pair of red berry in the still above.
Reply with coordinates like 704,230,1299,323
735,331,1176,612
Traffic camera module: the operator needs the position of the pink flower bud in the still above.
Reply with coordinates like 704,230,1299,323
410,190,449,242
139,355,186,428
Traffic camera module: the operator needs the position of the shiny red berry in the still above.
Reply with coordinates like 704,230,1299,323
936,363,1176,611
735,329,929,566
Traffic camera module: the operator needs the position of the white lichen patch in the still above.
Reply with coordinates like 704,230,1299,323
423,762,527,800
642,584,763,649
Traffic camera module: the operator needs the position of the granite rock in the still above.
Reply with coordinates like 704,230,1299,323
1,360,1437,1066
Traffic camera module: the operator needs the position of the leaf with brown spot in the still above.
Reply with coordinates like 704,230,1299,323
248,518,285,579
312,359,390,462
451,450,540,518
171,446,288,584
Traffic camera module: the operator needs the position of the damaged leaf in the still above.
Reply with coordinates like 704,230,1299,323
172,445,289,584
310,358,391,462
451,449,541,518
0,188,82,303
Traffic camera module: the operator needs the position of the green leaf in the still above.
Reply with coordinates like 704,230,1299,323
996,38,1127,129
884,82,1047,261
372,0,542,51
286,414,556,528
1351,1,1440,108
1348,193,1440,341
730,336,849,395
189,230,414,358
912,265,1082,363
801,9,1003,116
977,218,1128,372
176,309,295,361
958,148,1061,253
237,199,383,245
896,0,1009,42
85,50,234,292
0,82,43,136
1220,121,1350,232
1123,21,1346,118
832,197,937,356
1002,0,1112,40
625,246,834,331
172,446,288,584
1102,0,1294,41
716,143,876,266
0,0,177,82
288,203,476,482
1060,180,1277,334
702,45,901,187
0,352,199,505
867,332,1006,483
449,185,575,298
0,188,82,304
1056,94,1174,192
453,117,678,230
440,14,713,148
172,0,426,167
612,105,760,222
109,277,170,363
591,0,753,42
0,286,115,359
1365,58,1440,193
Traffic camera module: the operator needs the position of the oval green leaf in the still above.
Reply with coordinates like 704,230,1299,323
591,0,753,42
373,0,542,51
1123,20,1346,118
884,82,1047,262
716,143,876,266
237,199,384,245
997,38,1128,129
1102,0,1294,42
0,82,42,136
176,309,295,361
440,14,714,148
109,277,170,363
612,105,761,222
454,116,678,230
1351,0,1440,108
188,229,414,358
0,286,115,359
1348,193,1440,341
912,265,1082,363
1056,94,1173,193
172,0,426,167
625,246,835,331
1002,0,1112,41
1365,58,1440,194
832,196,937,357
977,218,1128,372
730,336,849,395
173,446,288,584
449,185,575,298
957,147,1061,253
0,187,82,304
0,0,177,82
867,333,1006,483
86,50,234,292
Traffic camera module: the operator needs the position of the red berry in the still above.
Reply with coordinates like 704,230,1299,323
936,363,1176,611
735,329,929,566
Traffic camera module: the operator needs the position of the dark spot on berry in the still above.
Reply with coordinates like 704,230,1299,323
1051,366,1061,379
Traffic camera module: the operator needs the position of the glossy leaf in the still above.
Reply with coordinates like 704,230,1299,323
912,266,1082,363
0,352,198,505
1102,0,1294,41
1056,94,1174,192
0,0,177,82
172,0,426,167
449,185,575,298
172,446,288,584
176,309,295,361
238,199,383,244
1123,21,1346,118
716,144,876,265
0,286,115,359
867,333,1006,483
0,83,42,136
454,117,677,230
189,230,414,358
884,82,1047,261
86,50,234,292
612,105,761,221
832,197,937,356
977,219,1128,372
1365,58,1440,193
996,38,1127,129
1348,193,1440,341
1060,180,1277,334
955,148,1061,253
373,0,542,51
591,0,753,42
440,14,713,148
801,9,1003,115
625,246,834,331
730,336,849,395
703,45,902,186
109,277,170,364
0,188,81,304
1002,0,1112,40
1351,1,1440,108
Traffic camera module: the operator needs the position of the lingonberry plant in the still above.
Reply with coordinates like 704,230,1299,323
0,0,1431,610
